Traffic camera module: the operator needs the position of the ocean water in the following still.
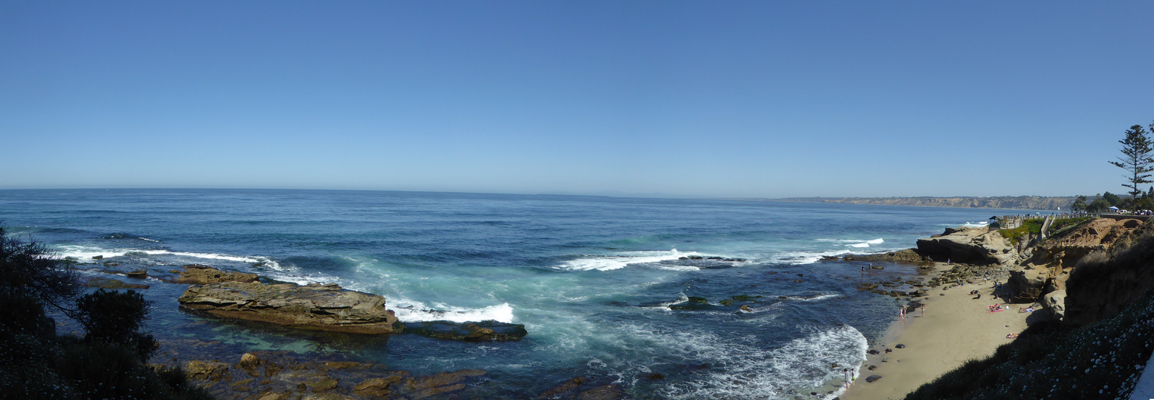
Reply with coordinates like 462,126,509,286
0,189,1019,399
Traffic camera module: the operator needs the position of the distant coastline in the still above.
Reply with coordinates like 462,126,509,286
762,196,1076,210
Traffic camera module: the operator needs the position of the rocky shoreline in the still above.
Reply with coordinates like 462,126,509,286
66,264,535,399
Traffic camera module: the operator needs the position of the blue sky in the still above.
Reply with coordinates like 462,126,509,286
2,2,1152,198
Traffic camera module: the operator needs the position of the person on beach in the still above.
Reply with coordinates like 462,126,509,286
844,368,851,389
921,304,925,317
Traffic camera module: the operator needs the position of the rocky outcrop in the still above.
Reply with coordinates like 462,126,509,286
842,248,931,265
1008,267,1049,302
1042,290,1066,320
172,265,259,285
178,281,400,334
916,227,1017,265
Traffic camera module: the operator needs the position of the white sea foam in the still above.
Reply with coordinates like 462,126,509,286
641,293,690,311
962,221,990,227
644,324,867,400
774,249,851,265
388,298,515,323
558,249,699,271
53,245,116,260
784,293,842,302
52,244,340,286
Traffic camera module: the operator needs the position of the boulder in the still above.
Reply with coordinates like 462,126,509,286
916,227,1017,265
865,375,883,383
178,281,400,334
174,265,259,285
354,376,403,397
1043,290,1066,321
1009,267,1049,302
187,360,231,382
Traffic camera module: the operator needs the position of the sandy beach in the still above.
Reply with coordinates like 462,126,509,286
841,262,1042,400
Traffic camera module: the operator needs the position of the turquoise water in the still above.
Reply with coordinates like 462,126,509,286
0,189,1022,399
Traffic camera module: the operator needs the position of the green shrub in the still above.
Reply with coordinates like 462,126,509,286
998,218,1047,244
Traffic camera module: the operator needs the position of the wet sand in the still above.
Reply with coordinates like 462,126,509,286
841,263,1037,400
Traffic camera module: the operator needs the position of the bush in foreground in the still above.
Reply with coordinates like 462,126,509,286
0,227,211,400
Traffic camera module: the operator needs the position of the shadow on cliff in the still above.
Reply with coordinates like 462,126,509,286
1064,221,1154,326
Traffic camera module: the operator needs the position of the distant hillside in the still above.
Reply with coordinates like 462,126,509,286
768,196,1076,210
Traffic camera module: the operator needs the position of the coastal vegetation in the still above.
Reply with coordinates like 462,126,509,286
0,227,210,400
997,218,1044,245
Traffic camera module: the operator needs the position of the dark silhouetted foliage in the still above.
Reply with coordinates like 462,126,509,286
0,227,210,400
0,226,78,313
75,289,158,361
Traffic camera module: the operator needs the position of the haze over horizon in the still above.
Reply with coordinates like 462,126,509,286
3,2,1153,199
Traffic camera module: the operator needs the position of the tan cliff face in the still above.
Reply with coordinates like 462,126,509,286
1007,217,1148,322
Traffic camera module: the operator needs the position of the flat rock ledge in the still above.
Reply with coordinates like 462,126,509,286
179,281,401,334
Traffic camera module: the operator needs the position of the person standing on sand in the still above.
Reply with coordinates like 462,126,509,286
844,368,851,389
921,304,925,317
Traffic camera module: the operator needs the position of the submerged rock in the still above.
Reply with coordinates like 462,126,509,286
82,277,150,289
401,320,528,341
178,281,400,334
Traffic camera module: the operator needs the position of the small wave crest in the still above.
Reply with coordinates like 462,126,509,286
389,298,515,324
782,293,842,302
50,245,338,286
773,249,851,265
558,249,698,271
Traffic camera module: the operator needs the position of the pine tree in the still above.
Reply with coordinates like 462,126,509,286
1109,122,1154,207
